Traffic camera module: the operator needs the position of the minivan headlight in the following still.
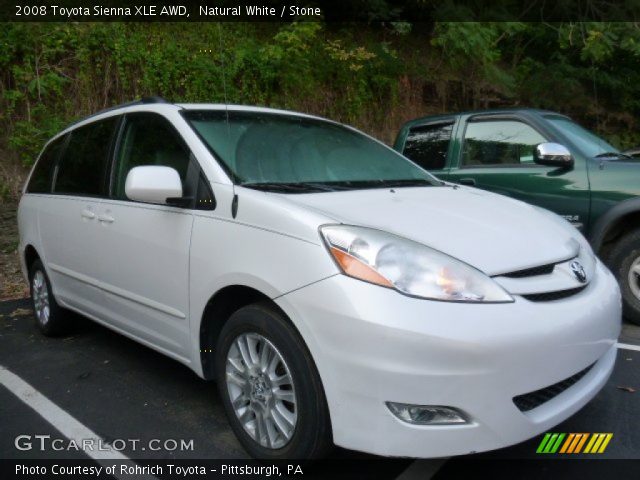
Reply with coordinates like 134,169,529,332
320,225,513,303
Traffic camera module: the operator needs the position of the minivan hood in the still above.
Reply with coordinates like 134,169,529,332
284,186,579,276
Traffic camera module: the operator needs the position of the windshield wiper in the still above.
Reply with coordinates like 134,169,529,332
361,179,437,188
594,152,633,160
241,182,347,193
241,179,436,193
297,182,353,192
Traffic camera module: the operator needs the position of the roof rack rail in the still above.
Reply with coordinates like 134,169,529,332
65,97,170,129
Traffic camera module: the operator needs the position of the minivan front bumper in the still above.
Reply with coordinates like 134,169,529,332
276,259,621,458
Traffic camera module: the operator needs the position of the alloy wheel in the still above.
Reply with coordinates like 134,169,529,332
629,256,640,301
225,332,297,449
32,270,50,326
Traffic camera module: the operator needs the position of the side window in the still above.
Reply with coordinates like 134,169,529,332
403,122,453,170
27,135,66,193
54,117,118,196
462,120,546,167
113,113,199,205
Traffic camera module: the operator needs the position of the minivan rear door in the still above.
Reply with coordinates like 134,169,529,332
39,116,119,317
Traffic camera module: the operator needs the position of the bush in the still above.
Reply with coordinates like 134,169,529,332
1,20,640,196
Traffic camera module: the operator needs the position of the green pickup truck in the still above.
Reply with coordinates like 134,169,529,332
394,109,640,324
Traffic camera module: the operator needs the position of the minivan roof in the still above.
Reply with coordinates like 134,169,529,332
63,98,327,135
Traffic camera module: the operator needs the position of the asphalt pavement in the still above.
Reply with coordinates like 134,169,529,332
0,298,638,479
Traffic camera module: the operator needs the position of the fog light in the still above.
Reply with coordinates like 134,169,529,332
386,402,469,425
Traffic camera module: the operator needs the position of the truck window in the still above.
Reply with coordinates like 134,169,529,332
546,116,618,157
462,120,546,167
403,122,453,170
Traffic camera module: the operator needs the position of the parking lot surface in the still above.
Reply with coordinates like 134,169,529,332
1,298,638,478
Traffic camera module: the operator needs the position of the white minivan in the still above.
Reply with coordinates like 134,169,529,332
18,98,621,459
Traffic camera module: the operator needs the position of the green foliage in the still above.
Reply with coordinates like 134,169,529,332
0,180,10,202
2,20,640,179
1,22,406,167
432,22,526,95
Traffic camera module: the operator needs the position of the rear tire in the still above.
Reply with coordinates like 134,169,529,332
29,259,70,336
607,229,640,326
214,303,332,459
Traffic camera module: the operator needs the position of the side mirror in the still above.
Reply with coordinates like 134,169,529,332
534,142,574,168
125,166,182,204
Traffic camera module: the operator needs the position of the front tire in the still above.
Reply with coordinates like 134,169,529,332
215,303,332,459
608,229,640,325
29,259,70,336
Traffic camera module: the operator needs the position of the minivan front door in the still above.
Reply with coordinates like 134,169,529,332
94,113,197,360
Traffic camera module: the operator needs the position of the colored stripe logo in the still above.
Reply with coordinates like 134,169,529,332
536,433,613,454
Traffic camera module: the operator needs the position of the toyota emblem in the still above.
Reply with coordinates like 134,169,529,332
570,261,587,283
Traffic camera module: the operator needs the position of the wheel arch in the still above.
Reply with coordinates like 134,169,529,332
23,244,41,275
590,197,640,254
199,285,289,380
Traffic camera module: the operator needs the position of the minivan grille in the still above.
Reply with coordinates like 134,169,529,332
522,286,586,302
513,364,594,412
501,263,556,278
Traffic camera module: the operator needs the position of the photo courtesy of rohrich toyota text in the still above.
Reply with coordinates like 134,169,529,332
0,1,639,479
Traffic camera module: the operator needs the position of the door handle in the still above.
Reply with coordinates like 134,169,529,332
458,178,476,186
98,214,115,224
81,209,96,220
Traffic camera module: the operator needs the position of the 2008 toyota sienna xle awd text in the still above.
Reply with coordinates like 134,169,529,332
18,98,621,459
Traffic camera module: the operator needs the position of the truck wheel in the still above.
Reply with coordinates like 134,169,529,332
214,303,332,459
29,259,71,336
608,229,640,325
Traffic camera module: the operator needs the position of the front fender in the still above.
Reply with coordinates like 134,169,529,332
187,214,338,376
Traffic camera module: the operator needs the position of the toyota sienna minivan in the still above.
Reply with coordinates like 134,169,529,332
18,98,621,459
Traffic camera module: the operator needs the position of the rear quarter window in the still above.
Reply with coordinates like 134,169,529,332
26,135,67,193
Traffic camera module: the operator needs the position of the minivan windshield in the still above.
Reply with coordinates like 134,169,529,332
546,116,620,158
183,110,438,193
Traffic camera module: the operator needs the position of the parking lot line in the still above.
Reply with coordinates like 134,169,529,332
617,342,640,352
0,365,158,480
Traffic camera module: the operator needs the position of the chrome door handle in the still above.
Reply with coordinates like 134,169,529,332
98,214,115,224
81,209,96,220
458,178,476,186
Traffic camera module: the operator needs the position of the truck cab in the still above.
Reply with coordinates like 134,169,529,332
395,108,640,324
